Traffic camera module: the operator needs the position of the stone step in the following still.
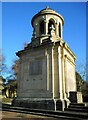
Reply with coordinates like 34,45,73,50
2,104,88,119
70,103,86,107
68,105,88,110
65,107,88,113
1,108,82,120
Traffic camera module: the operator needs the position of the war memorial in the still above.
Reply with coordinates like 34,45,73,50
13,6,83,111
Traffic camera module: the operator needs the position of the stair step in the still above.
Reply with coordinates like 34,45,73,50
70,103,85,107
2,108,83,120
2,103,88,119
68,105,88,110
2,105,88,119
65,107,88,113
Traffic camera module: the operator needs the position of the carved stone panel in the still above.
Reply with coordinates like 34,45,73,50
29,60,42,75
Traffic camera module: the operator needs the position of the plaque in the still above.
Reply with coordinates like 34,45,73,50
29,60,42,75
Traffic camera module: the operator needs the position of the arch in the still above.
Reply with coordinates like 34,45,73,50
39,20,44,35
48,19,56,34
59,23,61,37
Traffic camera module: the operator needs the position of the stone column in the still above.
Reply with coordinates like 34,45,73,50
52,47,54,98
61,48,66,99
52,46,59,98
64,55,69,98
53,47,59,98
44,20,48,35
46,50,49,91
58,46,63,99
64,56,68,98
35,23,39,37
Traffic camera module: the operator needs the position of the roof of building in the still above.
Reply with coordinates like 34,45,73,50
31,6,64,26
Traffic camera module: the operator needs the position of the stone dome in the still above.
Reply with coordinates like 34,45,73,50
31,6,64,27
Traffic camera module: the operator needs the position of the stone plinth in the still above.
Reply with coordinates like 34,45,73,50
69,91,83,103
12,98,67,111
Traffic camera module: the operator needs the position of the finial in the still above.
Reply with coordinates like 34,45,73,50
46,6,49,10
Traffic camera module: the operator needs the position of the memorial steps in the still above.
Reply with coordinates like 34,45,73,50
64,103,88,113
1,103,88,120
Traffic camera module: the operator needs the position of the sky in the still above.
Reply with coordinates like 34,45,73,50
2,2,86,71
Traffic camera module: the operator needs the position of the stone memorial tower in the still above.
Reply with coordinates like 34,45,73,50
14,7,80,110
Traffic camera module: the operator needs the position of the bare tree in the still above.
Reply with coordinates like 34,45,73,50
76,60,88,102
0,49,7,77
76,60,86,81
12,59,19,79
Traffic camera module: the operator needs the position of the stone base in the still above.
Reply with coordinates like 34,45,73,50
64,98,71,108
12,98,67,111
69,91,83,103
56,99,66,111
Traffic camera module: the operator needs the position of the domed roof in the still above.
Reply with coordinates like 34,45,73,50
31,6,64,26
39,6,57,14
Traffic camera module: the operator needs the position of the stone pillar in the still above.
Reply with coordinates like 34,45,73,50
58,46,63,100
64,56,70,99
46,50,49,91
62,50,66,99
44,20,48,35
35,23,39,37
62,48,70,106
52,47,54,99
55,22,58,36
64,56,68,98
53,47,59,98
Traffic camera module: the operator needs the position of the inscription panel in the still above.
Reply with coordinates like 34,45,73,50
29,60,42,75
26,58,47,91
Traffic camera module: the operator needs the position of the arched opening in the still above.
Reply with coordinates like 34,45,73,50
39,20,44,35
48,19,55,34
59,23,61,37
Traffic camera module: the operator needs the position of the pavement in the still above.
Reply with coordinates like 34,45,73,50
1,110,58,120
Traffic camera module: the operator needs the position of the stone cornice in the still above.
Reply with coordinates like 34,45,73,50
65,55,76,66
16,37,76,61
63,42,76,60
16,41,54,57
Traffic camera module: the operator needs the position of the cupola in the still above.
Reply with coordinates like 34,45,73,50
31,6,64,45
